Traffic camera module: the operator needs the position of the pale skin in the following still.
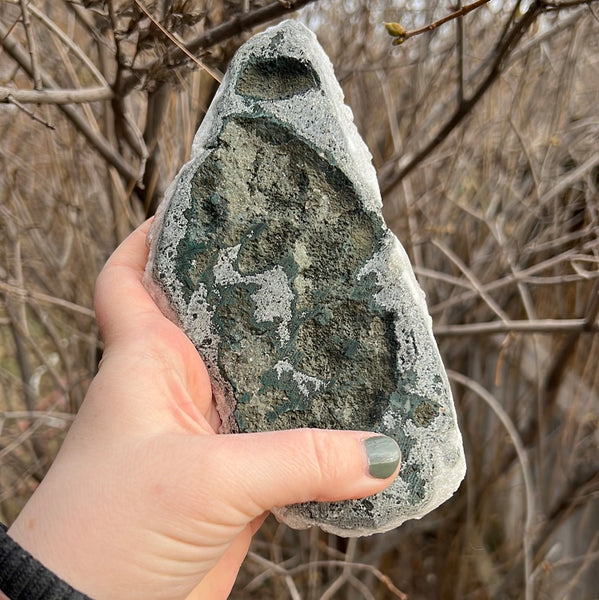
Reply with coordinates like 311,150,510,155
7,220,400,600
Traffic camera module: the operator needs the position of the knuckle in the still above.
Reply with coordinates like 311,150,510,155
303,429,344,492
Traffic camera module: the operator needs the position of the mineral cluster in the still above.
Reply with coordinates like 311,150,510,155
143,20,466,536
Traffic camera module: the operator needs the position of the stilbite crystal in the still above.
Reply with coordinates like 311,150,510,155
143,20,466,536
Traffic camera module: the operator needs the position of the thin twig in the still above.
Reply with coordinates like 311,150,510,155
107,2,148,170
1,410,75,423
544,0,599,8
5,94,54,128
385,0,492,45
349,575,377,600
246,553,408,599
543,527,599,595
0,19,138,183
456,0,465,106
320,538,357,600
0,280,95,318
246,551,302,600
421,247,591,315
0,418,46,461
432,239,511,322
538,151,599,206
292,561,407,599
132,0,223,83
244,551,301,593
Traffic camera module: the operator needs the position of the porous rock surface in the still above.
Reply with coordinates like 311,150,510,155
143,20,466,536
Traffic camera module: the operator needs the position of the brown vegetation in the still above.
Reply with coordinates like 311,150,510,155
1,1,598,598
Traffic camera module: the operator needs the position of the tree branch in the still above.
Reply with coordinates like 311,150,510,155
122,0,318,92
0,86,113,104
544,0,599,9
434,318,599,336
18,0,42,89
0,20,138,183
131,0,223,83
378,0,596,196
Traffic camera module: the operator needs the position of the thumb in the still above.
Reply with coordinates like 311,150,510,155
193,429,401,519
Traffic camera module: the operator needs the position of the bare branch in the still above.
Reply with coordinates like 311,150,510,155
379,0,599,196
4,94,54,128
419,245,598,316
434,318,599,336
25,1,109,87
0,86,113,104
247,553,408,599
122,0,318,92
175,0,318,57
456,0,465,106
18,0,42,89
1,411,75,425
0,281,95,318
432,240,511,322
0,20,138,183
538,151,599,206
544,0,599,9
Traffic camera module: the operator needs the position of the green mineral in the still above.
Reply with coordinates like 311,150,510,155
144,20,466,536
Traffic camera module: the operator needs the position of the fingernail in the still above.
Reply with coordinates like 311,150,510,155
364,435,401,479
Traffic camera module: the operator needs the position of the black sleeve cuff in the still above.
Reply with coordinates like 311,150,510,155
0,523,92,600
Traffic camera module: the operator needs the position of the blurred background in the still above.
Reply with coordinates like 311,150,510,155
1,1,597,598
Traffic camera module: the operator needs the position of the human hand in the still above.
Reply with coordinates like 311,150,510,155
7,219,401,600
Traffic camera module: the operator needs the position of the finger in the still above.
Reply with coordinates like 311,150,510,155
94,219,164,344
189,429,401,520
93,220,214,420
108,218,155,274
94,218,199,366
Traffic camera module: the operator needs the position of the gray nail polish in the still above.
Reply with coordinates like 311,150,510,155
364,435,401,479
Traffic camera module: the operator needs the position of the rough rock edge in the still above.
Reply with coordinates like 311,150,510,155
143,20,466,536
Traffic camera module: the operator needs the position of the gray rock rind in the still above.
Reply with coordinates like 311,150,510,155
143,20,466,537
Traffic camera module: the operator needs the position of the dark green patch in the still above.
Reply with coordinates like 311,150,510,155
154,115,439,489
400,463,427,502
236,56,320,100
389,385,440,428
154,115,401,435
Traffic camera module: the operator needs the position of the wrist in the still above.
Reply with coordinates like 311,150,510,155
0,523,92,600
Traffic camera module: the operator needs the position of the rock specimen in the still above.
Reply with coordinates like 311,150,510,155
143,20,466,536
